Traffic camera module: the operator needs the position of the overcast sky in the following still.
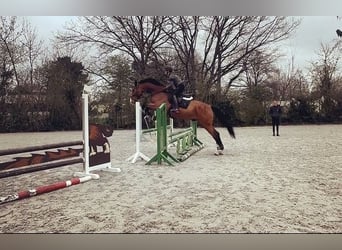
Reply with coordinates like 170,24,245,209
279,16,341,71
27,16,341,73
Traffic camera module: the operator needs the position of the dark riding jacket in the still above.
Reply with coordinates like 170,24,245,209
269,105,282,118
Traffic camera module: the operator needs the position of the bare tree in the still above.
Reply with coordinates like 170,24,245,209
197,16,300,102
57,16,171,80
233,49,278,89
57,16,299,104
0,17,44,88
310,41,341,119
0,17,53,131
21,18,44,87
0,16,24,86
266,56,310,102
163,16,200,93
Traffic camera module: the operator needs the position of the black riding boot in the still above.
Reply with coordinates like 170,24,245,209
170,95,179,113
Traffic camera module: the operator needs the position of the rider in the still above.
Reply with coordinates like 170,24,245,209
167,75,185,113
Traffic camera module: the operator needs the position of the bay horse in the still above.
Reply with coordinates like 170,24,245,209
130,78,235,155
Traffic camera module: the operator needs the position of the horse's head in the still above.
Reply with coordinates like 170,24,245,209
130,81,143,104
130,78,165,104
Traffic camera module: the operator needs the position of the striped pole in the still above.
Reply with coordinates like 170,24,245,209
0,176,92,205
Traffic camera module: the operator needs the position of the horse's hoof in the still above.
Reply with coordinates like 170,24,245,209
214,150,223,156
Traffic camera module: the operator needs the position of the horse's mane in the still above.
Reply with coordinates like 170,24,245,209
138,78,164,86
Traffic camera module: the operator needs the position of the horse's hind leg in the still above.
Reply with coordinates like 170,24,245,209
203,125,224,155
196,106,224,155
212,129,224,155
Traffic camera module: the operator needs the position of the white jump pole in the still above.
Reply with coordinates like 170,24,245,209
74,93,121,178
127,102,150,163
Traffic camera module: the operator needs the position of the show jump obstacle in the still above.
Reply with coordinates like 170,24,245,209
0,93,120,205
74,93,121,178
146,103,204,166
127,102,174,164
129,102,204,166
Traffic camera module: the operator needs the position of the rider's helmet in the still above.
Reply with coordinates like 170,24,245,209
168,75,181,86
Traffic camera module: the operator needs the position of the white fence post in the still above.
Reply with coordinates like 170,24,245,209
127,102,151,163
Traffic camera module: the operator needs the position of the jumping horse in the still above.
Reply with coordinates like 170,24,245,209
130,78,235,155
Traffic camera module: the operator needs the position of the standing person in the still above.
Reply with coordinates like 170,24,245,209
269,100,282,136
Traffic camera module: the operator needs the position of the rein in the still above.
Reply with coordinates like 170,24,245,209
135,83,170,99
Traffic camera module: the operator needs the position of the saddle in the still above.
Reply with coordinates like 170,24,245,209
177,94,193,109
165,82,193,109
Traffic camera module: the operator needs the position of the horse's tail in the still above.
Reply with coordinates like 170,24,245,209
211,106,236,139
